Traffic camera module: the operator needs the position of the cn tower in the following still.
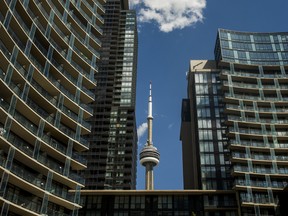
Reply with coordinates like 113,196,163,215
139,82,160,190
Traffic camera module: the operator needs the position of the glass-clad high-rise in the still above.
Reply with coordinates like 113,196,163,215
0,0,104,215
181,29,288,215
82,0,138,190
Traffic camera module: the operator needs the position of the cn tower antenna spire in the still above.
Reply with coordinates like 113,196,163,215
140,82,160,190
147,81,153,145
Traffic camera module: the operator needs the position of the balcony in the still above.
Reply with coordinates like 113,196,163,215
225,93,288,103
226,115,288,126
225,103,288,114
221,70,288,79
235,179,287,190
229,127,288,138
10,129,85,185
229,139,288,152
232,165,288,177
3,190,41,215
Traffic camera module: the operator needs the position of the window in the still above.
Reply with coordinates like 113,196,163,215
196,96,210,106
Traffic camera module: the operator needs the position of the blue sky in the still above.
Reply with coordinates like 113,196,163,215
131,0,288,189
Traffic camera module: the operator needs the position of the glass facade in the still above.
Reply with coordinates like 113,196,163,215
194,72,231,190
215,29,288,66
217,29,288,215
79,191,204,216
0,0,104,215
82,0,138,190
79,191,238,216
182,29,288,215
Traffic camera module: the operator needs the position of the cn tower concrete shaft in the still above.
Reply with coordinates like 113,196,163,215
146,163,154,190
139,82,160,190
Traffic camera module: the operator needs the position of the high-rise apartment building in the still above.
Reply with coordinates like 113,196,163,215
0,0,104,215
82,0,138,190
181,29,288,215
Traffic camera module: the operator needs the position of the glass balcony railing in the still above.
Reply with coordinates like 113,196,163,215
230,127,288,137
233,165,288,176
32,0,99,83
0,94,87,165
70,58,92,80
95,12,104,23
227,115,288,125
221,70,287,79
12,62,91,132
73,45,92,65
30,79,58,106
240,194,276,205
10,162,46,189
13,110,39,135
81,0,94,12
235,179,288,189
7,26,26,50
4,190,41,213
225,93,288,102
223,81,288,90
0,10,4,22
89,31,102,46
69,12,87,32
49,184,75,203
2,71,90,147
33,38,49,56
0,96,10,111
0,38,12,58
230,139,288,149
45,0,63,19
95,0,105,12
232,152,272,161
34,0,50,18
226,104,288,113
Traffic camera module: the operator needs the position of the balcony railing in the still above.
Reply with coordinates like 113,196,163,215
235,179,287,189
230,127,288,137
221,70,287,79
225,93,288,102
223,81,288,90
4,190,41,213
227,115,288,125
230,139,288,149
226,104,288,113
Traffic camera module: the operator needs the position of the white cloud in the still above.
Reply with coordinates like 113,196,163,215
137,122,148,140
168,123,174,129
129,0,206,32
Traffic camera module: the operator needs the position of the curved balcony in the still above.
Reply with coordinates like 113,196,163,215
1,159,80,209
0,90,87,170
224,93,288,105
1,14,94,117
240,194,278,208
1,130,85,188
18,0,97,88
226,115,288,128
221,70,288,80
234,178,287,191
232,165,288,178
225,103,288,115
222,81,288,94
69,0,104,26
228,128,288,142
0,71,90,149
229,140,288,153
231,152,288,166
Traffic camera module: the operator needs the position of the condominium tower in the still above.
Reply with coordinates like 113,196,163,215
82,0,138,190
181,29,288,215
0,0,104,215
